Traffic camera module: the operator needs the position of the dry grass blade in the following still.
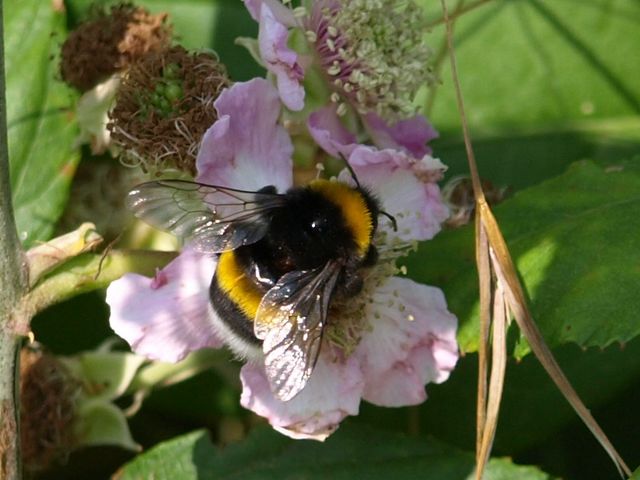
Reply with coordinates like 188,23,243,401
475,277,508,478
481,202,631,478
439,0,632,478
474,215,490,467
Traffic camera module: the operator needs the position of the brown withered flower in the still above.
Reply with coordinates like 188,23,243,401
60,3,172,92
108,46,230,175
20,349,79,473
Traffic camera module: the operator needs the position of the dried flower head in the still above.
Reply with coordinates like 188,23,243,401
442,176,509,228
306,0,434,119
20,349,80,473
108,46,230,175
60,3,172,92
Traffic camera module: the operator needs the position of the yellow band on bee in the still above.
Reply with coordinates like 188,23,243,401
309,179,373,257
216,251,263,320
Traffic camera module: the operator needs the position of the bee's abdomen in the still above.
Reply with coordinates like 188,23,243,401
210,250,264,345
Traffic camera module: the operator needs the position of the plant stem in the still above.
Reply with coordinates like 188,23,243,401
0,2,28,478
19,249,176,321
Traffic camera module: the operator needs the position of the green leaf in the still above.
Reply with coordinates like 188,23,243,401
75,399,140,452
116,425,554,480
409,158,640,356
416,338,640,456
631,466,640,480
5,0,80,247
421,1,640,196
62,351,146,401
422,0,640,130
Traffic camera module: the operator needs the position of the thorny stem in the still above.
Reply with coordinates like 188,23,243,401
19,249,177,321
0,3,28,478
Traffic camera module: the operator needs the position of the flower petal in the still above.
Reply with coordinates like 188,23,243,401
196,78,293,192
240,352,364,441
106,250,222,362
356,276,458,407
75,75,120,155
258,4,304,111
342,147,449,242
363,113,438,158
307,104,357,158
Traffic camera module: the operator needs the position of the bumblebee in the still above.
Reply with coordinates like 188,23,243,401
127,177,386,401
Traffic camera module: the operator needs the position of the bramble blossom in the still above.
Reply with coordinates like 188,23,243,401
107,79,457,440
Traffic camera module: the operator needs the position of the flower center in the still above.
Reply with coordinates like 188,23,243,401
324,228,417,355
307,0,434,119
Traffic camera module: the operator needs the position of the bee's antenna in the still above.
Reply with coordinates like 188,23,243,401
380,210,398,232
339,153,362,189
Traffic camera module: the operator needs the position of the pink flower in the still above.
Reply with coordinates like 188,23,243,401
240,277,457,439
310,105,448,243
307,105,358,158
107,79,457,441
106,248,222,363
362,112,439,158
243,1,305,111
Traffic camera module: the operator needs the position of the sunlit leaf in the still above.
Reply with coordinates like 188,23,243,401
420,0,640,194
410,158,640,356
5,0,80,247
421,0,640,130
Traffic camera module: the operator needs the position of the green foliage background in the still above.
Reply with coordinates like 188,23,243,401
5,0,639,478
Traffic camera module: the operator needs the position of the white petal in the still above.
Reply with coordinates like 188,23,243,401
196,79,293,192
355,276,458,407
240,352,364,441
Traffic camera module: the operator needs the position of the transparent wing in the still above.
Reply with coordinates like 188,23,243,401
126,179,286,253
255,261,342,401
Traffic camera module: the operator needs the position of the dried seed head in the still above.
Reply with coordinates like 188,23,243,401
108,46,230,175
20,349,80,473
60,3,172,92
442,176,509,228
325,230,415,356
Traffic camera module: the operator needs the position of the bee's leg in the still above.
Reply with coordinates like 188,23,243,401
338,269,364,298
362,245,378,267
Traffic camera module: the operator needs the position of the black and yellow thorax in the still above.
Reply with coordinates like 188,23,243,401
209,179,379,345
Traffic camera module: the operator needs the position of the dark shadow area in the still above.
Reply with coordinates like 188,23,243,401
434,128,640,191
210,1,264,82
357,339,640,480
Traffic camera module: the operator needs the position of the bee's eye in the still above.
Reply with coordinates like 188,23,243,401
309,216,328,234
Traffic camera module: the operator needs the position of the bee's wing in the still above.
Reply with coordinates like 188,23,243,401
255,261,342,401
127,179,286,253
